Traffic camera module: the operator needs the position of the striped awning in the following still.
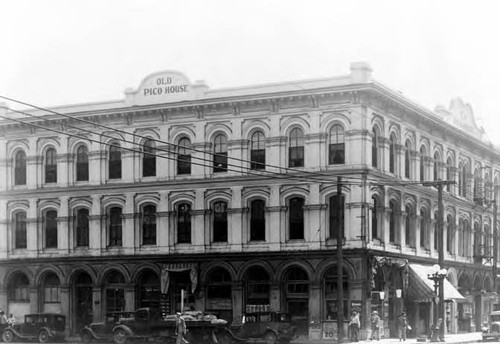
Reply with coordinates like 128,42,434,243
160,262,198,294
406,264,465,303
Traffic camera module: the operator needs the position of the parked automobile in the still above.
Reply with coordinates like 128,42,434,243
1,313,66,343
80,311,134,342
220,312,298,344
482,310,500,341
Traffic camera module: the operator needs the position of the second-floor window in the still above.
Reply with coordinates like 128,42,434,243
44,210,58,248
389,133,397,173
45,148,57,183
177,203,191,244
213,134,228,173
14,212,27,249
108,207,122,246
213,201,228,242
405,141,411,179
250,199,265,241
250,131,265,170
446,157,454,193
329,194,344,240
372,128,379,168
289,197,304,240
142,205,156,245
178,137,191,175
76,208,89,247
329,125,345,165
389,200,397,243
142,140,156,177
76,145,89,181
372,197,379,240
109,143,122,179
289,128,304,167
14,150,27,185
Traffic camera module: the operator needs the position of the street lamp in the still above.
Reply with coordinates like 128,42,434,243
427,264,447,341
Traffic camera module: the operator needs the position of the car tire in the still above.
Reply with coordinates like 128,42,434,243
114,328,128,344
38,329,50,343
81,331,92,343
218,333,233,344
264,332,277,344
2,330,15,343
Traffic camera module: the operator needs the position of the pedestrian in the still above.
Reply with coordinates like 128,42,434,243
175,312,187,344
0,311,7,330
348,310,360,342
6,314,15,326
429,318,443,342
398,312,408,341
369,310,380,341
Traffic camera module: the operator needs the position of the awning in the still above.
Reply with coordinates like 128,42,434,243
160,262,198,294
406,264,466,303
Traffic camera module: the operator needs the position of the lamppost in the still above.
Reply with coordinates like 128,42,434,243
427,264,448,341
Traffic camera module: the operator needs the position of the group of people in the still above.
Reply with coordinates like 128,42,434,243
348,310,410,342
0,311,15,328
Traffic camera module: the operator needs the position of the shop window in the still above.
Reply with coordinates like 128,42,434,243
389,200,397,243
250,131,266,170
329,194,344,240
404,141,411,179
44,210,58,249
250,199,265,241
245,267,270,310
105,271,125,313
14,150,27,185
76,145,89,181
206,268,232,321
142,139,156,177
75,208,89,247
45,148,57,183
108,207,122,246
8,273,29,302
142,205,156,245
288,128,304,167
136,270,160,309
324,266,349,320
289,197,304,240
329,125,345,165
213,201,228,242
14,211,27,249
177,203,191,244
43,273,60,303
213,134,228,173
372,197,379,240
108,143,122,179
177,137,191,175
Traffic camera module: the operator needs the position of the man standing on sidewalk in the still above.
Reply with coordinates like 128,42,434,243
348,310,360,342
369,311,380,341
398,312,408,341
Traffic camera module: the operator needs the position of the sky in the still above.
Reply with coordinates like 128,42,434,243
1,0,500,144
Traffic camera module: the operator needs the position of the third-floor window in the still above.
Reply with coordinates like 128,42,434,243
177,137,191,175
250,131,265,170
76,145,89,181
329,125,345,165
213,134,228,173
142,140,156,177
45,148,57,183
289,128,304,168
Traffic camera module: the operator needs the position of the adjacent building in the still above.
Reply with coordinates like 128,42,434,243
0,63,498,339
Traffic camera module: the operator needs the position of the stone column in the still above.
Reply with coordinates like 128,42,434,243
230,186,243,251
89,195,102,255
121,151,134,183
401,211,407,248
58,196,70,253
305,133,322,171
92,287,102,322
88,149,104,185
26,155,39,189
29,287,39,313
57,153,70,187
124,285,135,312
269,281,280,312
415,214,422,256
0,200,7,259
191,142,210,178
309,282,322,340
0,286,7,315
26,198,38,258
60,285,71,332
231,282,243,324
122,193,135,254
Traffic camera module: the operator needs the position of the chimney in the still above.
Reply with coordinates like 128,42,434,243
350,62,372,83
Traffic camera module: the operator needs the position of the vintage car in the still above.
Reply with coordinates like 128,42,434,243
482,310,500,341
1,313,66,343
220,312,298,344
80,311,134,342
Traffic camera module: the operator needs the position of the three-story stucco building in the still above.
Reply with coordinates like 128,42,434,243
0,62,498,339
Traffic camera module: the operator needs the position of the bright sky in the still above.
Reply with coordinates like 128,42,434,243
1,0,500,144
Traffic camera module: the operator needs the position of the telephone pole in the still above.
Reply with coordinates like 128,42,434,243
337,177,344,341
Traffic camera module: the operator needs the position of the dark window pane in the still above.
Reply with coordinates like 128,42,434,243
251,132,266,170
109,144,122,179
15,212,27,249
289,147,304,167
329,195,344,240
76,146,89,181
143,140,156,177
142,205,156,245
109,207,122,246
45,149,57,183
177,203,191,244
14,151,27,185
45,210,58,248
289,198,304,240
178,138,192,175
372,129,378,168
214,153,228,173
213,201,228,242
76,208,89,247
250,200,265,241
329,143,345,165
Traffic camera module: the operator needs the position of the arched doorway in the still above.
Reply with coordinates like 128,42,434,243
457,274,473,332
136,269,160,309
40,272,61,313
205,268,232,322
72,271,93,332
244,266,270,313
7,271,30,321
283,266,309,335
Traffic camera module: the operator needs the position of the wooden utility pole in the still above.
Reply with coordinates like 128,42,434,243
493,200,498,293
337,177,344,341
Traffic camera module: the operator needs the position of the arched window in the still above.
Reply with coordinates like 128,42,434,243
8,273,29,302
459,164,468,198
324,266,349,321
109,143,122,179
206,268,232,322
284,267,309,328
136,270,160,309
372,128,379,168
42,273,60,303
289,197,304,240
44,210,58,249
213,201,228,242
142,205,156,245
14,211,27,249
177,203,191,244
104,270,125,313
446,215,454,254
142,140,156,177
389,133,397,173
446,157,454,193
75,208,89,247
213,134,228,173
250,199,265,241
474,222,482,259
250,131,266,170
372,197,379,240
420,146,426,182
434,211,439,250
420,209,427,249
389,200,397,243
433,152,440,181
404,141,411,179
245,267,270,308
45,148,57,183
474,168,481,200
14,150,27,185
329,125,345,165
289,128,304,167
177,137,191,175
108,207,122,246
405,205,412,247
76,145,89,181
329,194,344,240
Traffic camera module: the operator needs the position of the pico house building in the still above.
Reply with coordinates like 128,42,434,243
0,62,499,339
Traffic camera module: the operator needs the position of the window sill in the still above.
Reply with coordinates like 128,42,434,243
8,300,30,303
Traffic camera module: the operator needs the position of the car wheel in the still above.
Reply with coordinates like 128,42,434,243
218,333,233,344
38,329,50,343
114,328,128,344
81,331,92,343
264,332,277,344
2,330,15,343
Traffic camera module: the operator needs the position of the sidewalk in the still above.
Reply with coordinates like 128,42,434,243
293,332,483,344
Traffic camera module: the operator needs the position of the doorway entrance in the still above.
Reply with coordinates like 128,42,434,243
73,272,93,333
